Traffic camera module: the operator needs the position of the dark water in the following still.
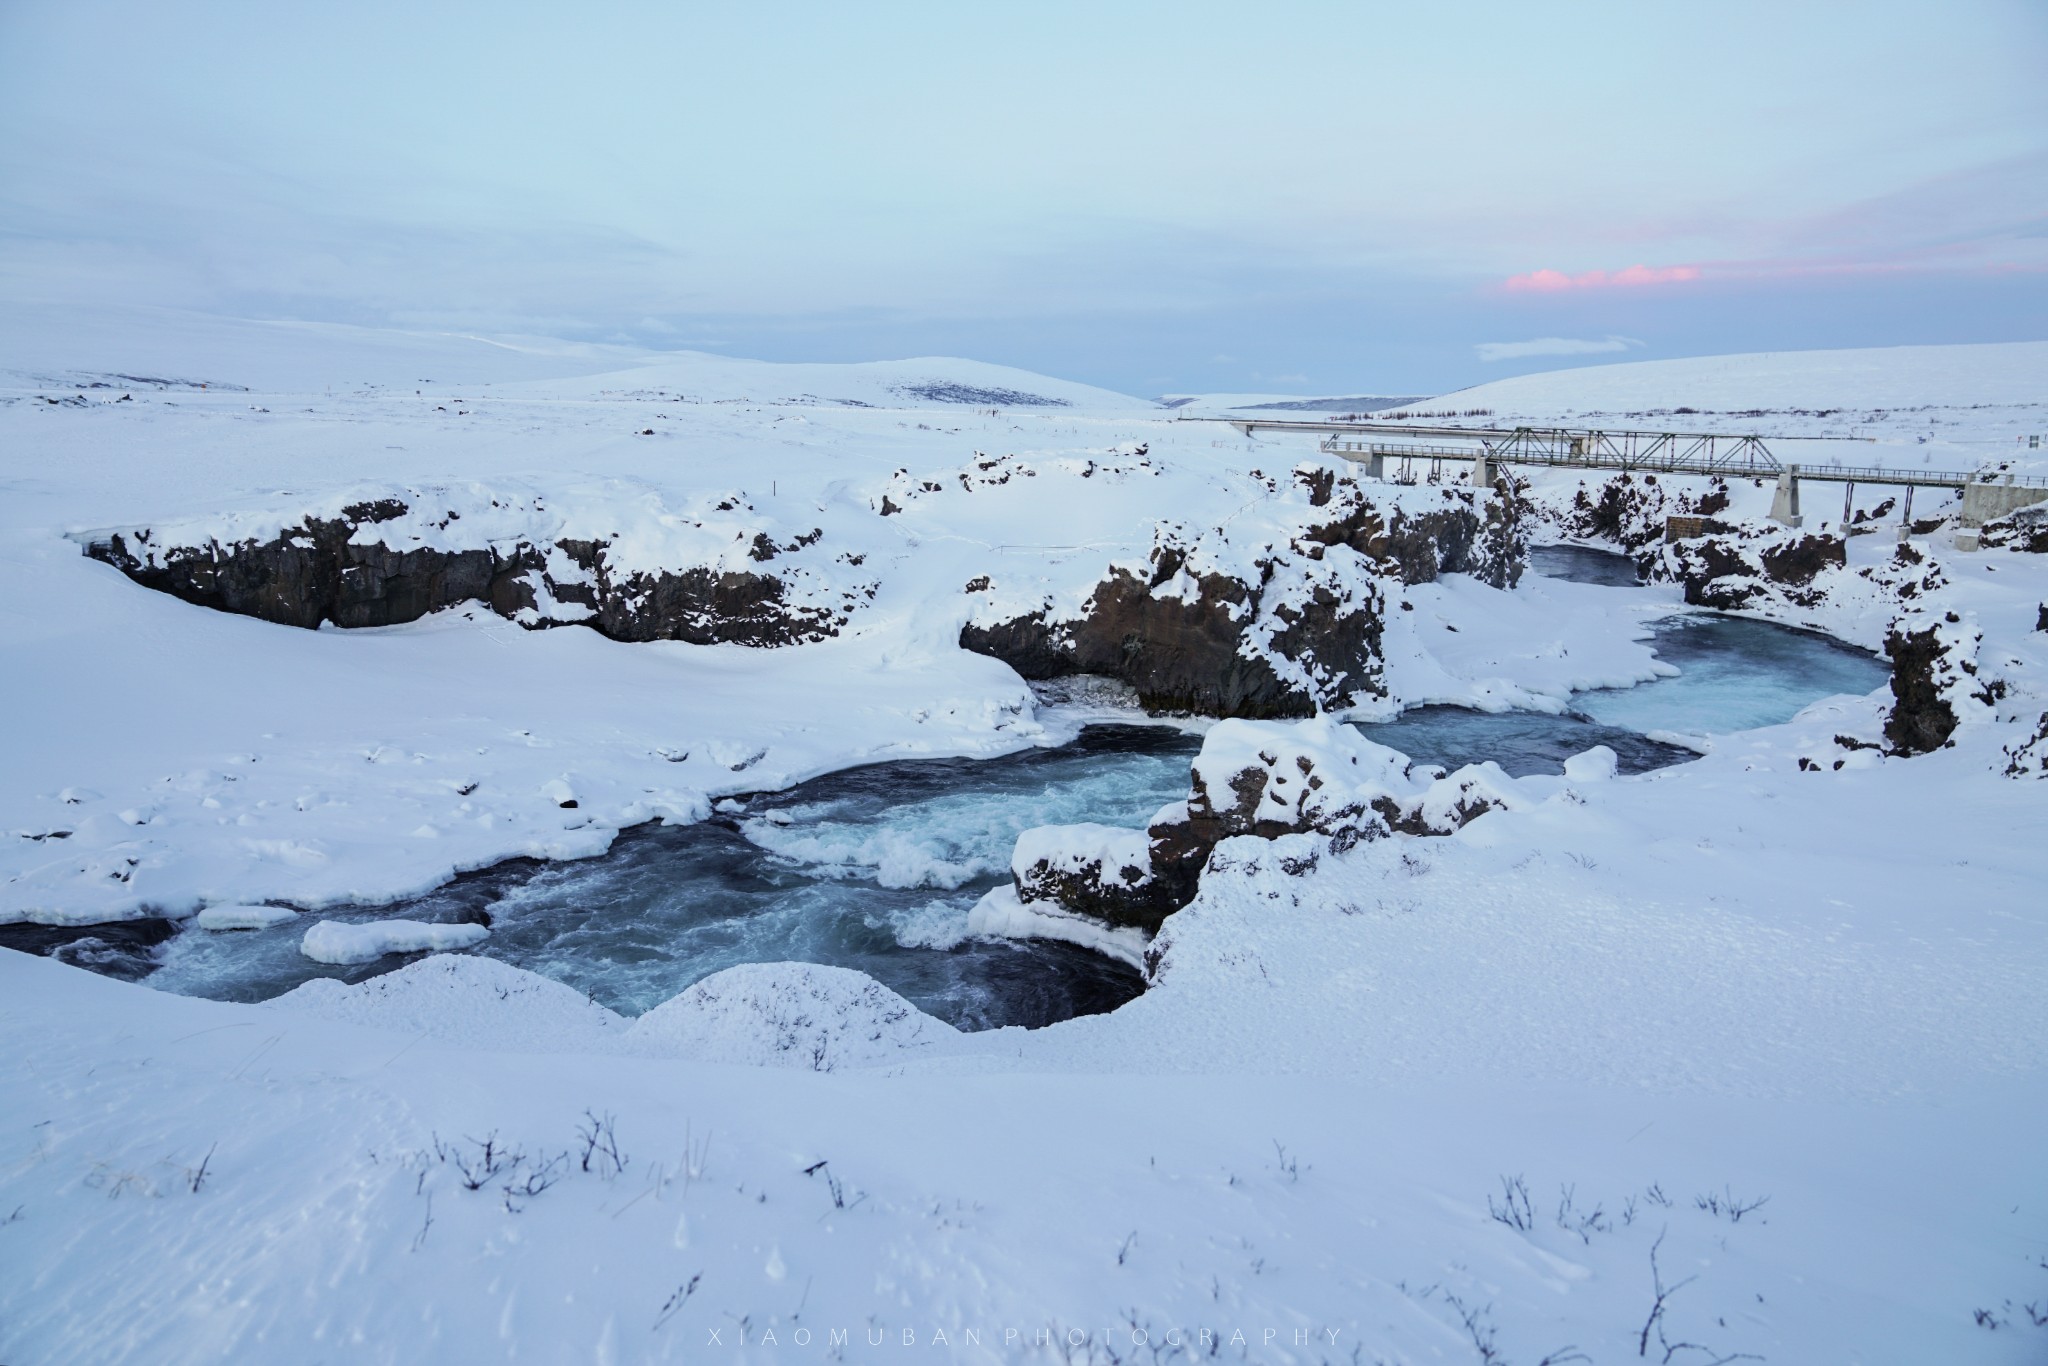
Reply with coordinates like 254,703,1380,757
1358,707,1694,776
1530,543,1643,586
141,725,1201,1031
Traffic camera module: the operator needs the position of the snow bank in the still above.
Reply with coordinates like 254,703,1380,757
624,962,961,1070
1561,744,1619,782
273,953,623,1051
299,918,490,965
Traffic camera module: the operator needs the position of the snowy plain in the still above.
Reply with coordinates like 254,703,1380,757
1,312,2045,1364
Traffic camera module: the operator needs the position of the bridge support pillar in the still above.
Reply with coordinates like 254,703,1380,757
1768,467,1803,529
1365,452,1386,480
1471,453,1492,489
1960,479,2048,528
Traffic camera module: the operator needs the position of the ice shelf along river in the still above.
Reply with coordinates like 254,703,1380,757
11,546,1891,1029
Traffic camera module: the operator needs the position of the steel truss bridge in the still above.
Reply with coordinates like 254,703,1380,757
1207,417,2048,526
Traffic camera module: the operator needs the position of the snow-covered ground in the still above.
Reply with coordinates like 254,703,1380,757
2,314,2046,1363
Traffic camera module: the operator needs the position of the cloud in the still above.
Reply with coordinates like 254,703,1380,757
1475,335,1645,362
1504,264,1701,292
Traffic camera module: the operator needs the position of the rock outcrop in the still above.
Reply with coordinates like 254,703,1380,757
1010,716,1531,933
962,464,1526,718
2002,712,2048,778
81,487,866,646
1010,824,1166,931
1533,472,1734,553
1651,521,1846,611
1883,608,1999,754
1978,504,2048,554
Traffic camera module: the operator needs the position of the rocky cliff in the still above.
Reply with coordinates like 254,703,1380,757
962,464,1527,718
81,485,868,646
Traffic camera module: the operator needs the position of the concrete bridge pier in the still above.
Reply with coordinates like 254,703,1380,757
1960,477,2048,528
1768,466,1804,528
1471,453,1492,489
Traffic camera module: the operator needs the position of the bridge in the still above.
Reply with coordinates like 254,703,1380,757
1203,417,2048,531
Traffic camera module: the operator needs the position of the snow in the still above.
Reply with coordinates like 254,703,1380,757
964,883,1153,970
625,961,962,1071
1421,340,2048,414
2,318,2047,1363
192,903,298,930
299,917,491,965
1561,744,1618,782
275,953,624,1053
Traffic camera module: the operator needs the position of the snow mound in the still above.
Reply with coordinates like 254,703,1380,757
299,918,490,965
624,962,960,1070
1562,745,1619,782
272,954,624,1051
194,903,299,930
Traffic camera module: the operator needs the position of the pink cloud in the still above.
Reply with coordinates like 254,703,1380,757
1505,263,1701,292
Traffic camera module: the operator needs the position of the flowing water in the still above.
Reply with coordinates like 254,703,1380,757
140,725,1200,1030
1530,543,1642,586
17,542,1889,1029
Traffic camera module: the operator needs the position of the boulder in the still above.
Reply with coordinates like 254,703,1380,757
1011,824,1173,931
1010,716,1532,931
1883,608,1999,754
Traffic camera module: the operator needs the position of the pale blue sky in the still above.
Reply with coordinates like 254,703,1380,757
2,0,2043,394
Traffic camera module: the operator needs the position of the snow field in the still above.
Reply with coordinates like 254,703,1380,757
2,320,2046,1361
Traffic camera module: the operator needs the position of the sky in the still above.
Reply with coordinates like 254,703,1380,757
1,0,2044,397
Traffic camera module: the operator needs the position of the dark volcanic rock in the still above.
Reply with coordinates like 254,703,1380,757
1548,473,1734,553
1979,504,2048,554
1883,610,1996,755
1012,716,1522,934
1011,825,1178,932
1654,525,1846,610
962,475,1524,718
961,565,1362,719
85,504,848,647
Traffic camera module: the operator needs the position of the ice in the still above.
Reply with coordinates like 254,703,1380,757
299,918,489,965
194,903,298,931
1575,615,1889,735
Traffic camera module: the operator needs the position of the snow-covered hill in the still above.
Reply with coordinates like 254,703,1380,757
1422,339,2048,414
0,304,1152,410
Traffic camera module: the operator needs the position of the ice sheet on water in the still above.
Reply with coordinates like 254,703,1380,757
1575,616,1887,735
